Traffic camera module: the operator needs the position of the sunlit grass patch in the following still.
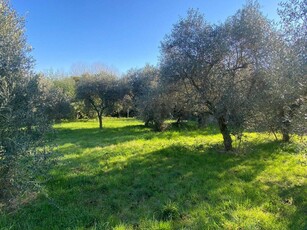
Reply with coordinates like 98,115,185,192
1,118,306,229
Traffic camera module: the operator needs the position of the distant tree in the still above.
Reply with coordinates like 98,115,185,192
138,84,171,131
75,72,118,128
124,65,171,129
52,77,76,99
125,65,159,101
70,62,118,76
110,76,132,117
45,79,74,122
122,94,133,117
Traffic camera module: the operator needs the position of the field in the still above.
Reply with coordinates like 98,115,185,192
1,118,306,229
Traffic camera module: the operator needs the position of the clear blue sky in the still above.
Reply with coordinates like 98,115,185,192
11,0,280,75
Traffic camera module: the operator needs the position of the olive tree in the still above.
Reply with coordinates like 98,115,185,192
278,0,306,46
254,0,307,142
160,4,277,151
0,0,54,204
110,76,132,117
255,40,306,141
274,0,307,140
75,72,118,128
44,78,75,122
124,65,159,117
124,65,171,130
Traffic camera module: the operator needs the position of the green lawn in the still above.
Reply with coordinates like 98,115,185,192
1,118,306,229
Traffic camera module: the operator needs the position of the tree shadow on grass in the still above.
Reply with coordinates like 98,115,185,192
51,124,221,171
54,123,221,152
6,139,305,229
54,124,152,147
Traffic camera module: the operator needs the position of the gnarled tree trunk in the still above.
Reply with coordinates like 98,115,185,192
280,108,291,142
218,116,233,151
281,120,290,142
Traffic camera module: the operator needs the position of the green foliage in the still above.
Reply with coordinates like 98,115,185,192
278,0,307,44
124,65,171,131
160,3,281,150
52,77,76,99
0,0,305,227
0,0,54,207
0,118,305,229
75,72,121,128
273,0,307,139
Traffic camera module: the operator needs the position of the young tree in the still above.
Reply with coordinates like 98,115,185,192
75,72,118,128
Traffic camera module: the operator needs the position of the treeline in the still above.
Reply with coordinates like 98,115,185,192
49,1,306,151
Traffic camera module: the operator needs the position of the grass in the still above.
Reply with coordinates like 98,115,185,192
0,118,306,229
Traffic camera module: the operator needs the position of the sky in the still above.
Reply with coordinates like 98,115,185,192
11,0,281,75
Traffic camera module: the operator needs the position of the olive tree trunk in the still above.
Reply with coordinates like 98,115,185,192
218,116,233,151
98,115,103,129
280,108,291,142
96,110,103,129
